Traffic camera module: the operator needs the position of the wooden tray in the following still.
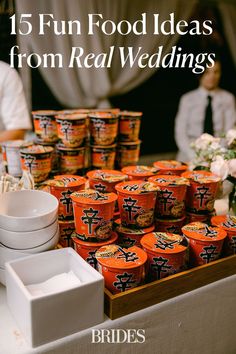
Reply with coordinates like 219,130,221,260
104,254,236,319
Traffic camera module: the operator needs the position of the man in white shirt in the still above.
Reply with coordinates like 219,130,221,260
0,61,32,142
175,61,236,162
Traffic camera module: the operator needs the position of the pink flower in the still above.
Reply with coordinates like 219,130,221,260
228,159,236,178
210,156,229,180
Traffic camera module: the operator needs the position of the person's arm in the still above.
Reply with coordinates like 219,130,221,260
0,129,26,142
0,66,32,137
174,95,194,161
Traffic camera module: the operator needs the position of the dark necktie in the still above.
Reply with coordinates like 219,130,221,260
203,95,214,135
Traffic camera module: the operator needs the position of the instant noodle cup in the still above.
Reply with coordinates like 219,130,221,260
34,139,58,173
115,180,159,228
1,140,33,177
153,160,188,176
155,216,186,234
20,145,53,183
56,113,87,148
114,218,155,248
57,144,85,174
121,165,159,181
87,169,128,193
148,175,189,218
86,169,127,214
90,144,116,170
186,210,216,224
32,110,58,143
95,245,147,294
116,140,141,169
58,220,75,247
182,171,220,213
211,215,236,256
182,222,227,267
71,189,117,241
72,231,118,269
118,111,142,142
140,232,188,281
89,112,118,146
45,175,86,221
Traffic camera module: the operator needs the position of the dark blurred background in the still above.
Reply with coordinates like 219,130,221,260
0,1,236,156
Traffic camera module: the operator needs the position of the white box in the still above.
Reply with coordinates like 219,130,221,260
5,247,104,347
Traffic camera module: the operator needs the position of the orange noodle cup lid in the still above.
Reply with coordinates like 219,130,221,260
153,160,187,171
72,231,118,247
115,180,159,194
90,144,117,149
119,111,143,118
182,171,221,184
20,145,53,154
211,215,236,232
57,143,85,151
122,165,159,177
71,189,117,205
88,112,118,119
55,113,87,121
87,169,128,184
95,245,147,269
32,110,57,116
140,232,188,254
114,218,155,235
148,175,190,186
118,140,141,146
182,222,227,242
45,175,86,188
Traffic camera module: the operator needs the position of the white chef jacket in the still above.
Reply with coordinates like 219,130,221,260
0,61,32,132
175,86,236,162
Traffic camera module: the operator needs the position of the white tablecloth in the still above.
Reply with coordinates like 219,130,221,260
0,275,236,354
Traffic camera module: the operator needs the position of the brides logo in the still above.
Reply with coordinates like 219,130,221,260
91,329,145,344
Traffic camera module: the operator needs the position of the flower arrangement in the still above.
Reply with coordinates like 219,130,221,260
190,130,236,214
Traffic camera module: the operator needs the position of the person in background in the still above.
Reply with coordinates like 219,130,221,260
0,60,32,142
174,60,236,162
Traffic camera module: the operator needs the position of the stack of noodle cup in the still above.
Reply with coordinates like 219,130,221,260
55,110,90,175
45,175,86,247
148,174,189,235
116,111,142,169
181,170,220,224
70,188,119,269
114,180,158,251
88,111,119,170
32,109,91,177
32,110,59,177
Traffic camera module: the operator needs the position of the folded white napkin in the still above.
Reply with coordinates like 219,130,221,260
26,270,81,296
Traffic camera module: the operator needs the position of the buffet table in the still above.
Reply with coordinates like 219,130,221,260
1,274,236,354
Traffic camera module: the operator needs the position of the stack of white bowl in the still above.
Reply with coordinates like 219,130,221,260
0,190,59,285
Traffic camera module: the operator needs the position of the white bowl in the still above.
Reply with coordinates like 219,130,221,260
1,226,60,254
0,267,6,286
0,218,58,249
0,190,58,232
0,246,29,269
